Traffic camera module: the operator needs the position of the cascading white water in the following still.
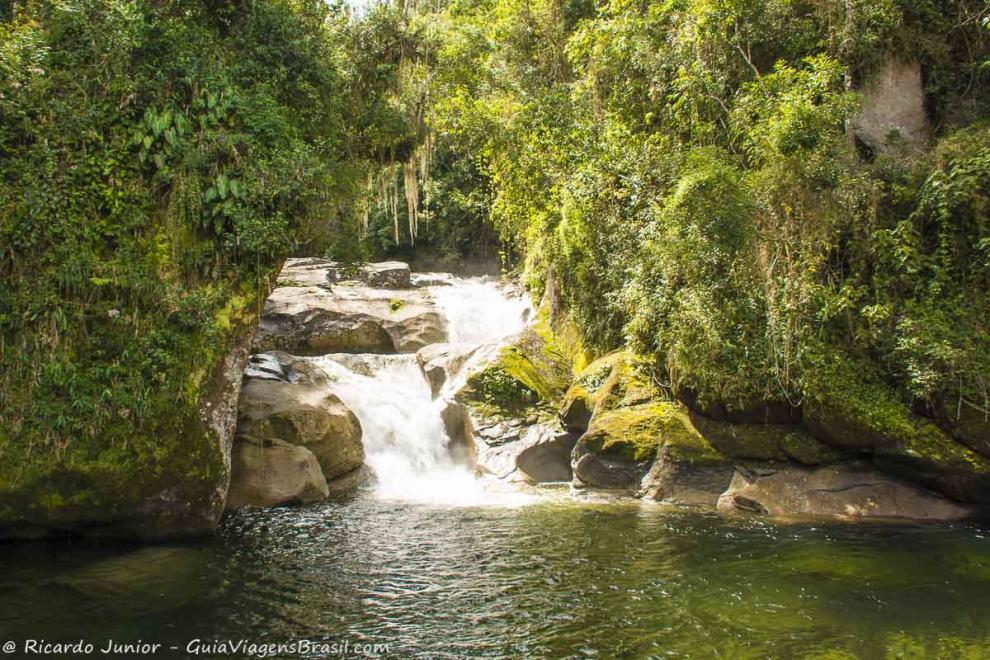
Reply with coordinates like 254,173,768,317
311,275,535,506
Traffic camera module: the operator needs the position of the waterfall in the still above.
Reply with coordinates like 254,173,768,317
311,275,535,506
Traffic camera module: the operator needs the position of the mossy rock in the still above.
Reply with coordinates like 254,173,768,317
581,401,722,465
804,352,990,505
688,410,843,466
459,313,573,416
559,350,657,431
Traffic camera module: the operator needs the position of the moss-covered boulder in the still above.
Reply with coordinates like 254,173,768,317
804,358,990,506
226,436,330,509
572,401,727,492
688,411,845,465
458,318,573,418
559,350,656,432
0,288,260,541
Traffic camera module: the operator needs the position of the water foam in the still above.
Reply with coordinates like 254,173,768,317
312,276,535,506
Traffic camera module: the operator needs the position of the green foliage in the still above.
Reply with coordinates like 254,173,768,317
0,0,414,515
419,0,990,452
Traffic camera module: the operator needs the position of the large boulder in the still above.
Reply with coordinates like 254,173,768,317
0,288,260,541
253,283,446,355
233,353,365,502
717,465,973,521
226,436,330,509
851,58,929,153
633,406,734,505
803,358,990,508
571,402,673,490
687,411,844,466
276,258,336,289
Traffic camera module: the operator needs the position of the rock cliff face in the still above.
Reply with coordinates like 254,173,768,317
852,58,930,153
0,290,259,541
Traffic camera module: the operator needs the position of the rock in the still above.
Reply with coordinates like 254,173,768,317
472,420,576,483
678,387,802,425
236,374,364,481
457,324,572,416
253,283,447,355
0,290,259,541
440,400,476,466
803,355,990,509
276,258,336,289
639,442,735,507
559,384,593,432
328,261,411,288
325,466,370,497
687,410,843,465
716,465,973,521
852,58,929,153
571,440,643,490
226,436,330,509
416,343,478,397
516,429,578,482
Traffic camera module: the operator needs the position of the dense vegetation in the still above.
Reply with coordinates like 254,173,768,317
2,0,989,529
411,0,990,452
0,0,416,523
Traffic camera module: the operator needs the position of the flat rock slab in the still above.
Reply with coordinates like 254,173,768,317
717,465,973,521
253,283,447,355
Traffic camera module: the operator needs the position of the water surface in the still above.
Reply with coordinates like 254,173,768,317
1,496,988,658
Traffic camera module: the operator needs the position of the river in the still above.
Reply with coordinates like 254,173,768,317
1,273,988,657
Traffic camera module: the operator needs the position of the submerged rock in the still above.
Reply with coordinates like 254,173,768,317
226,436,329,509
717,465,972,521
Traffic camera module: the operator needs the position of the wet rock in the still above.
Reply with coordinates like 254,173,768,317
571,440,643,490
253,283,446,355
416,343,478,397
639,442,735,507
473,422,576,483
226,436,329,509
716,465,973,521
440,400,476,466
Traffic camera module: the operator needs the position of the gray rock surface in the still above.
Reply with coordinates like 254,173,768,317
227,436,330,509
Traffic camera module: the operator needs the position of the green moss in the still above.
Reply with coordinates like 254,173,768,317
803,348,990,493
582,401,722,465
460,306,575,415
